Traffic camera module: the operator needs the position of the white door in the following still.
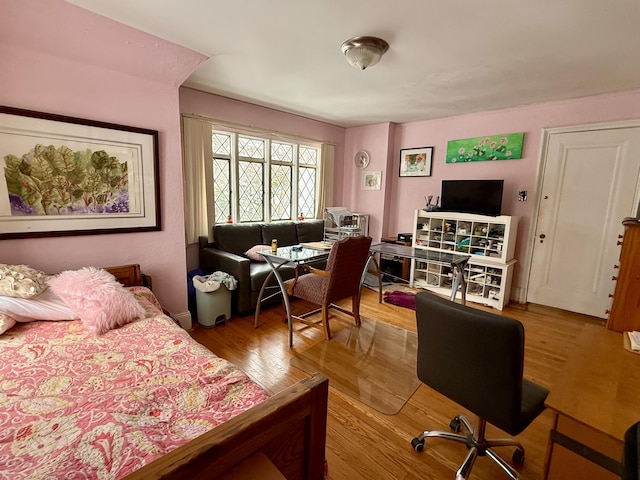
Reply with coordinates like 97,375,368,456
527,125,640,318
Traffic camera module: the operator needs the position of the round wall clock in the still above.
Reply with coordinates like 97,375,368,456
354,150,370,169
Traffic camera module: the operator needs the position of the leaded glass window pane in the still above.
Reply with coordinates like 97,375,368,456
238,137,264,159
238,161,264,222
271,164,292,220
212,133,231,156
272,142,293,163
213,158,231,223
298,166,316,218
300,146,317,166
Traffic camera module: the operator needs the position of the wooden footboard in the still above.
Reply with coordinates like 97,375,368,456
124,373,329,480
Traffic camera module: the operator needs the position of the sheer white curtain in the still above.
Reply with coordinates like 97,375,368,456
182,116,214,244
316,143,334,218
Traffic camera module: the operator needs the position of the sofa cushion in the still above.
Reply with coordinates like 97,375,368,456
262,222,298,247
296,219,324,243
214,223,263,256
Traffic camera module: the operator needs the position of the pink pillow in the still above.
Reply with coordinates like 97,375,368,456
48,267,145,334
244,245,270,262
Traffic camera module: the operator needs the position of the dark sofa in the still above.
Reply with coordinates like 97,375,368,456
198,220,325,315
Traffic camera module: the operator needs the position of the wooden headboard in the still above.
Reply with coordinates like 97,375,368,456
104,264,145,287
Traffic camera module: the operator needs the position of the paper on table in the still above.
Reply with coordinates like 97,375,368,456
301,242,333,250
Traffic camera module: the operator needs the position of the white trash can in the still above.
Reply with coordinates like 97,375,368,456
195,286,231,328
192,273,236,328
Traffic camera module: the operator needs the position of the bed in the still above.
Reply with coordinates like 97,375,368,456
0,264,328,479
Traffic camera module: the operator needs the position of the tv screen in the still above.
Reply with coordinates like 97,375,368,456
440,179,504,216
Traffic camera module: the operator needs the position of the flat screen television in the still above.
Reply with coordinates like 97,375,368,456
440,179,504,216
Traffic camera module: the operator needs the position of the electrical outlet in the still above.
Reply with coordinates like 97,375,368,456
518,190,527,202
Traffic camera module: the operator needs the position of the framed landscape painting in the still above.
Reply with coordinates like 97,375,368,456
0,106,160,239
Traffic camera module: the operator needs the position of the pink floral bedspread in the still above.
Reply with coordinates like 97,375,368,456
0,287,269,479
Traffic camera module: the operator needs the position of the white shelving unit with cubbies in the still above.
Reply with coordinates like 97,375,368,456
410,210,519,310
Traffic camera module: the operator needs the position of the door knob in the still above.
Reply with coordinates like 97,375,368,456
539,234,546,239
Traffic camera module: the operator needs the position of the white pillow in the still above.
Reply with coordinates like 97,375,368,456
0,288,78,322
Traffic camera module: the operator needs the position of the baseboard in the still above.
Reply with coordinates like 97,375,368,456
510,286,526,304
171,311,193,331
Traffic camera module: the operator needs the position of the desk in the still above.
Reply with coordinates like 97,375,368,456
545,324,640,479
368,243,470,304
254,246,330,347
379,236,412,281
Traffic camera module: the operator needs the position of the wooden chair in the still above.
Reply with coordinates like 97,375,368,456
284,235,372,340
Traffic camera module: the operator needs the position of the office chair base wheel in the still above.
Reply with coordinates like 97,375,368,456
512,447,525,466
449,416,462,432
411,437,425,452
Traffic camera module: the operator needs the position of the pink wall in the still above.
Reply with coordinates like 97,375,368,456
179,87,346,269
343,123,395,237
345,89,640,291
0,0,206,315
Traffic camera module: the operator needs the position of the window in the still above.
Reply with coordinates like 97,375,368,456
211,130,319,224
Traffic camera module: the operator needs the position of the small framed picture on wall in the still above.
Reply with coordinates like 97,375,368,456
362,171,381,190
399,146,433,177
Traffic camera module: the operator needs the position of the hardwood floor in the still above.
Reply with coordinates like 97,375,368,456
190,288,604,480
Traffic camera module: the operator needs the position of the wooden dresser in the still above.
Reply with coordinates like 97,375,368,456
607,217,640,332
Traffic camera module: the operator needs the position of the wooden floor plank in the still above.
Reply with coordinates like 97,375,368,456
190,288,602,480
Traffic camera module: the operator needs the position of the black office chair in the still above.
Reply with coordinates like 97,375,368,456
623,421,640,480
411,291,549,480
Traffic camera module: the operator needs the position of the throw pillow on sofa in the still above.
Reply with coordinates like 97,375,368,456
245,245,270,262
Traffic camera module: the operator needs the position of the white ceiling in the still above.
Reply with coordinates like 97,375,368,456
66,0,640,128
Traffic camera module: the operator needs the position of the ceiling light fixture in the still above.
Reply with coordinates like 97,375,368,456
341,36,389,70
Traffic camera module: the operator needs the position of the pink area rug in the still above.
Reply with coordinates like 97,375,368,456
383,290,416,310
